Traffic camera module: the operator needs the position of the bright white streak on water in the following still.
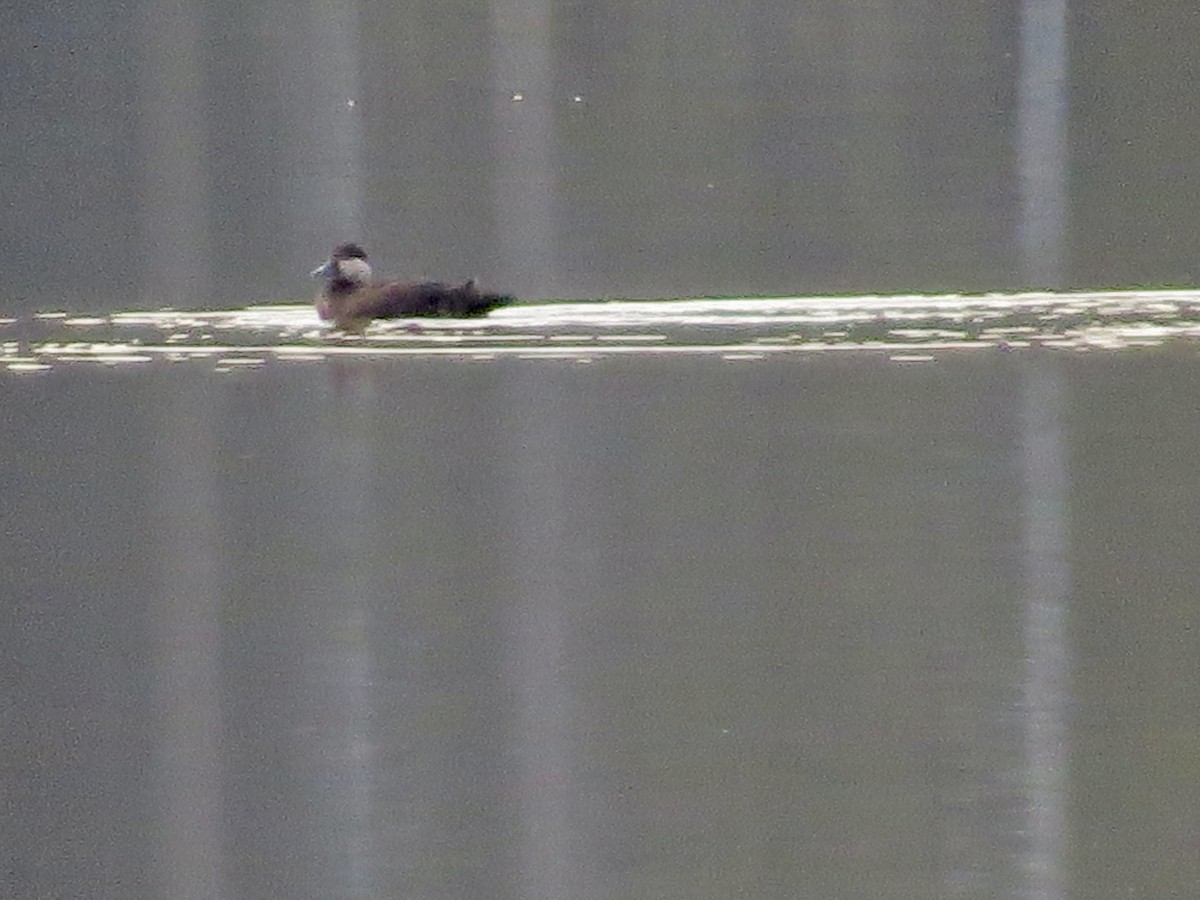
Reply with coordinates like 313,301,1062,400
6,289,1200,372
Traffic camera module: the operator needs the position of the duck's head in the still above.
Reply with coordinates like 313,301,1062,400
311,242,372,286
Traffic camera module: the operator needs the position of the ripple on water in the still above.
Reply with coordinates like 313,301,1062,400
4,290,1200,373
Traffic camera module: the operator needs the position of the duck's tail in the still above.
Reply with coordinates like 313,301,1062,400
455,279,514,316
470,291,515,315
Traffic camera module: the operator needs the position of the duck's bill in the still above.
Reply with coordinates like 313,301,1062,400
310,261,335,278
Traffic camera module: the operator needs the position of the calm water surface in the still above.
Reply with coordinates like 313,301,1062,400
4,295,1200,899
7,2,1200,896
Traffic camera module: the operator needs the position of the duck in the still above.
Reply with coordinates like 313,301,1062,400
311,242,514,330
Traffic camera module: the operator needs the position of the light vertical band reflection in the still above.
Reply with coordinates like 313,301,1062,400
309,398,377,896
503,368,578,900
1017,0,1069,287
489,0,559,298
152,378,224,900
301,1,363,240
1019,363,1071,900
138,0,211,309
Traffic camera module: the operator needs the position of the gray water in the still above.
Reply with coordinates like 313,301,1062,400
6,1,1200,898
6,298,1200,899
5,3,1200,312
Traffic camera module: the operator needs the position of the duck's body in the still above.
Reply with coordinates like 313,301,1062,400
312,242,513,330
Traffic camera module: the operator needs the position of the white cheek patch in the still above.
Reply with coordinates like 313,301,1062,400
338,257,372,285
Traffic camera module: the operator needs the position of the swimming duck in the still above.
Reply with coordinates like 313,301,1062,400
311,242,513,329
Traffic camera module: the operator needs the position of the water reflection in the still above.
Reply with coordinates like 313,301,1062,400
1019,363,1070,900
5,289,1200,374
489,0,560,298
137,0,210,310
502,368,581,900
1017,0,1068,287
151,379,223,900
10,305,1200,899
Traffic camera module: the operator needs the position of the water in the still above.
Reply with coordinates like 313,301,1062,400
8,289,1200,373
7,1,1200,896
8,5,1200,314
5,296,1200,899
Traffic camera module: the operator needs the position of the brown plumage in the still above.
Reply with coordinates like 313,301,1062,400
311,242,513,330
